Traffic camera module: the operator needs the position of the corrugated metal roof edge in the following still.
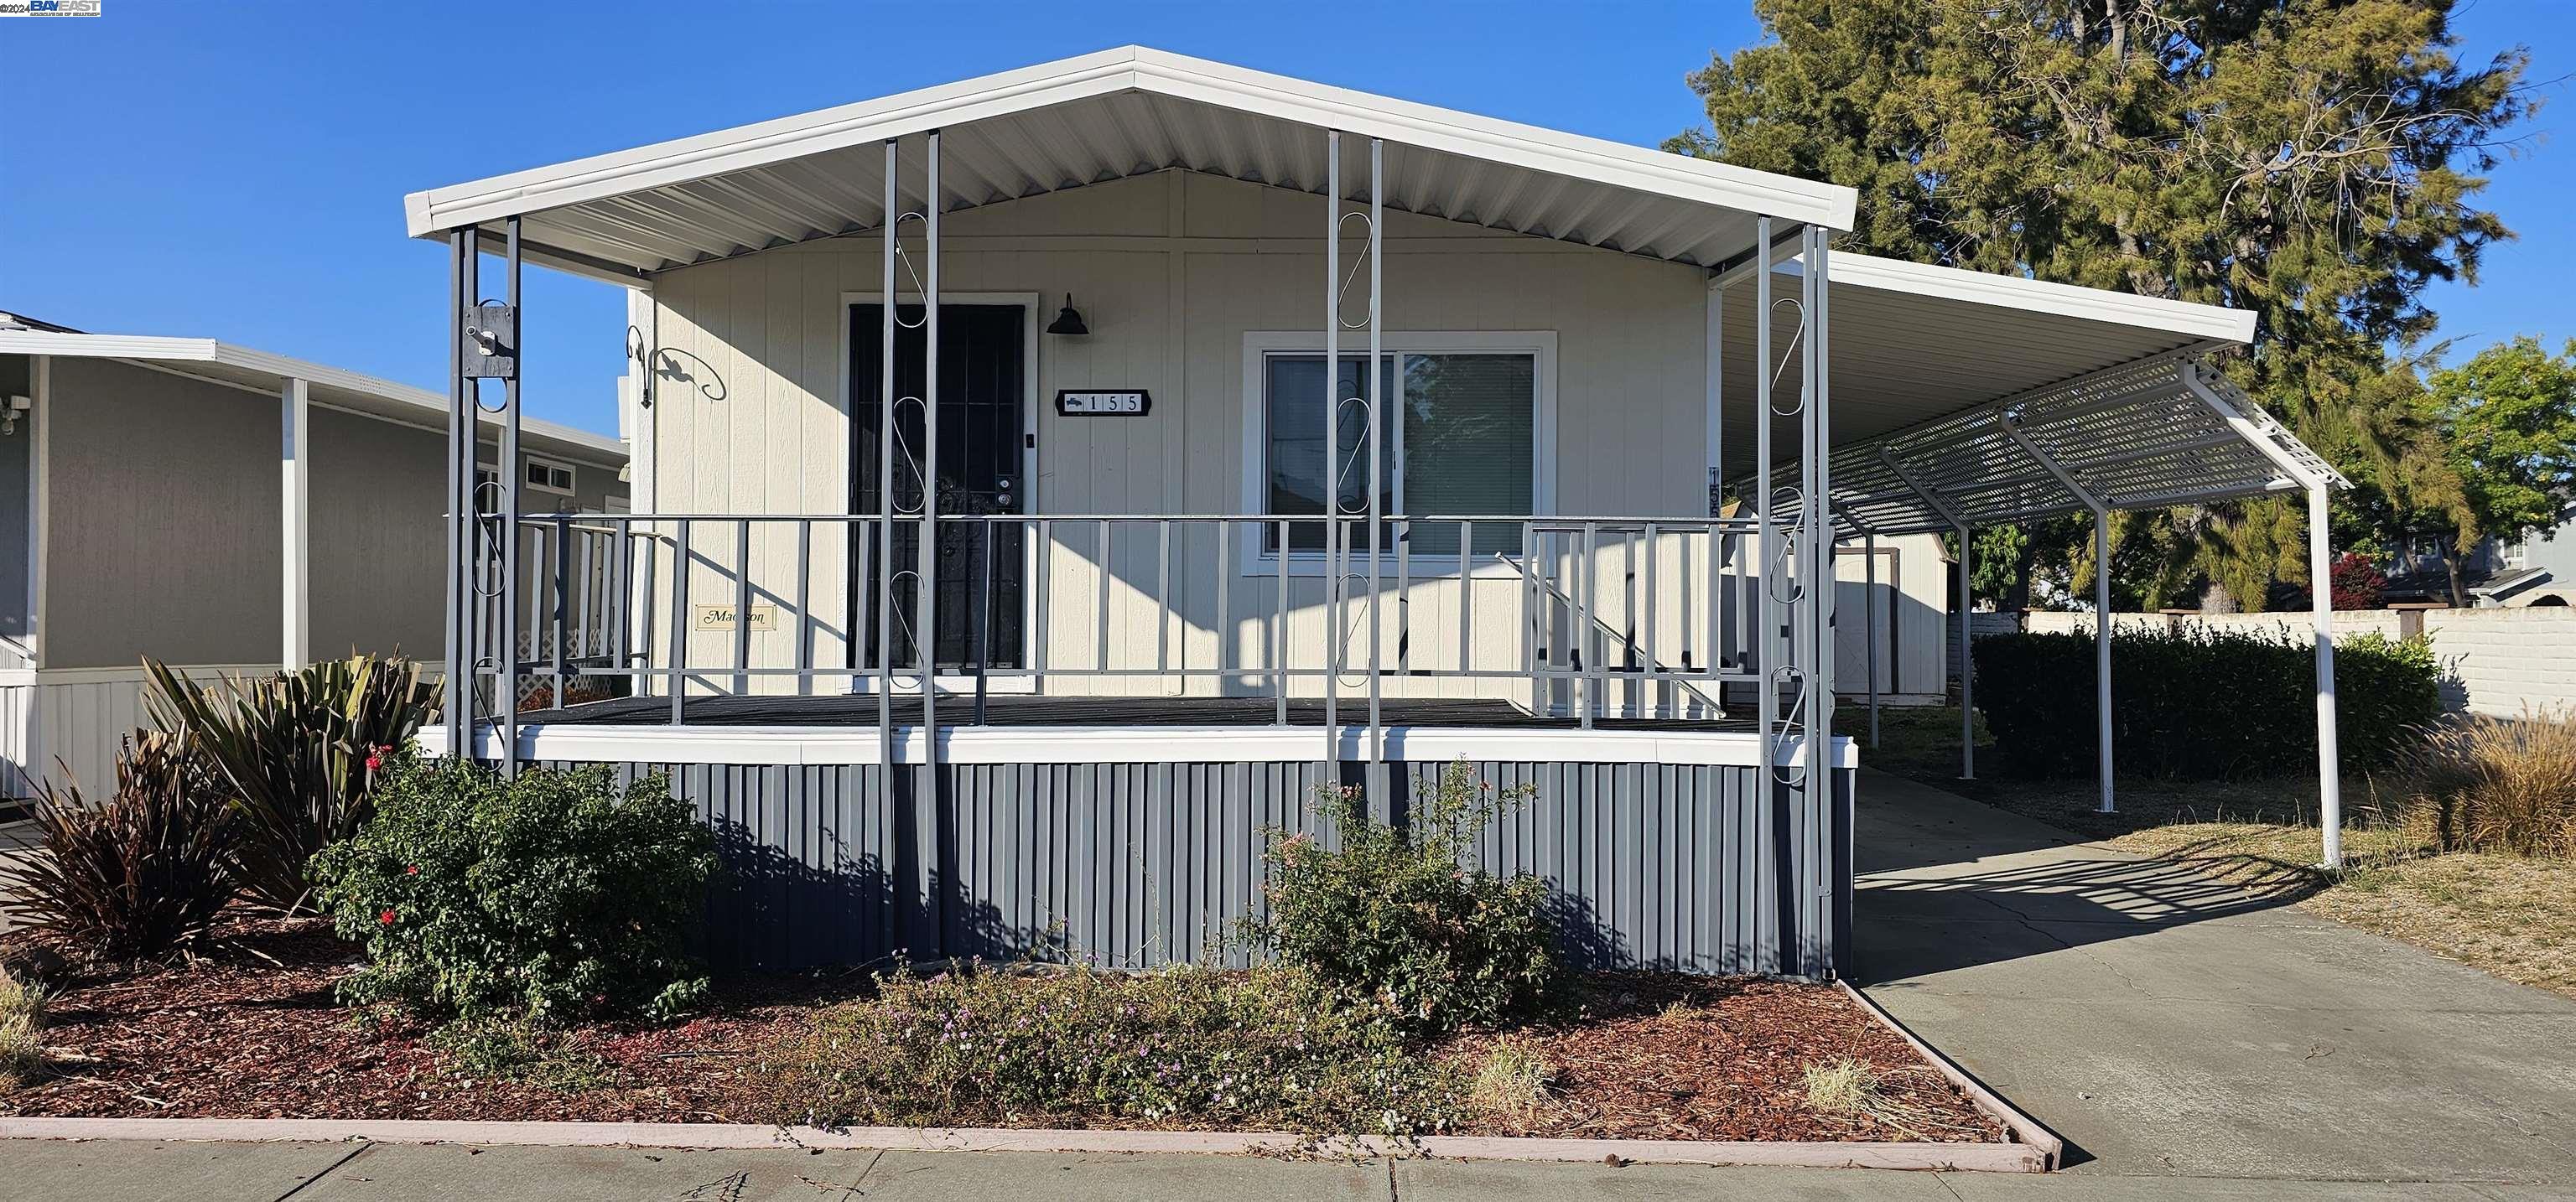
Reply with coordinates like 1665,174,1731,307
400,45,1858,245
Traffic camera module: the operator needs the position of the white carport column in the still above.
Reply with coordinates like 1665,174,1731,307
280,376,310,671
2182,364,2345,868
1998,415,2115,813
2309,482,2343,866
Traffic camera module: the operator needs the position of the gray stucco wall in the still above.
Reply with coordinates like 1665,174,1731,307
40,355,626,670
537,757,1855,980
311,407,445,661
44,356,280,668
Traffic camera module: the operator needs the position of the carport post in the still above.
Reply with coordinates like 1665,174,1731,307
1956,521,1974,780
1873,448,1976,779
2092,510,2112,813
2181,364,2346,867
1998,414,2113,812
2309,482,2344,867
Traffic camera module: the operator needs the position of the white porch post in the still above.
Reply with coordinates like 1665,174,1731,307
280,376,310,671
2310,483,2344,867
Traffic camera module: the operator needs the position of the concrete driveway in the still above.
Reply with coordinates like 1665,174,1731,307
1854,769,2576,1191
3,773,2572,1199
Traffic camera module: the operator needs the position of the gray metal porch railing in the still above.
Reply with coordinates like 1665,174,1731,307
499,510,1772,731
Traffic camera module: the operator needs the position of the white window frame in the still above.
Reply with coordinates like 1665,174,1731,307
1237,330,1556,579
522,453,578,498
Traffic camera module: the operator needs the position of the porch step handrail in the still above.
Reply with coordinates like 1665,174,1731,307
1491,550,1732,721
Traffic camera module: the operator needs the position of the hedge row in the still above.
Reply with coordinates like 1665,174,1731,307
1970,625,2440,780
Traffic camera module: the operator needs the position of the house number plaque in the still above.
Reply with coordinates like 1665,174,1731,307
1056,390,1151,416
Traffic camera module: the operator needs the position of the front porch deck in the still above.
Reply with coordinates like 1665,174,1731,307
517,693,1758,733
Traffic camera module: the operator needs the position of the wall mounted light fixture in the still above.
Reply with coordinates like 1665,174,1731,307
1045,295,1089,337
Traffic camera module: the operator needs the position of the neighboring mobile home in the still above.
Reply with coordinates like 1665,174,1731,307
0,311,627,798
403,48,2345,975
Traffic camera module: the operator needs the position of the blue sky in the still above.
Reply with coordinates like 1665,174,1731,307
2,0,2566,437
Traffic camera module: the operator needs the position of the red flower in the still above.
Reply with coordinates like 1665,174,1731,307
365,748,386,772
378,909,397,926
405,865,420,876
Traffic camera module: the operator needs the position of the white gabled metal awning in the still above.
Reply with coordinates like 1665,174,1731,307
402,45,1857,282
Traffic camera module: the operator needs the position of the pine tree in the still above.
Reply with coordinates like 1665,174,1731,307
1674,0,2532,609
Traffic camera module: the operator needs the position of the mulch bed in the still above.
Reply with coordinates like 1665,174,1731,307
2,917,2002,1143
1441,974,2002,1142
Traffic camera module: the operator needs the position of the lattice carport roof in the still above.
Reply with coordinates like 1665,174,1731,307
1826,354,2345,536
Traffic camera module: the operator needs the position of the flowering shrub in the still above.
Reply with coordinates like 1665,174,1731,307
2329,552,2387,611
775,961,1470,1137
144,654,438,910
1242,761,1558,1034
308,759,716,1023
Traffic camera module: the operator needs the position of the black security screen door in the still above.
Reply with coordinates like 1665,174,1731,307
849,303,1026,672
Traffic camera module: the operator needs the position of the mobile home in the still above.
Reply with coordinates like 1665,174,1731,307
403,48,2345,972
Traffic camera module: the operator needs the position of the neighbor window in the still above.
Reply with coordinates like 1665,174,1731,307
1263,350,1536,556
524,455,576,496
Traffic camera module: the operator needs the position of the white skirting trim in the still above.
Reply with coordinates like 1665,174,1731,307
416,722,1860,769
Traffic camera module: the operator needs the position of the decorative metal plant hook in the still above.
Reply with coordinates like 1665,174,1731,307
1334,210,1376,330
891,212,931,329
1768,297,1808,418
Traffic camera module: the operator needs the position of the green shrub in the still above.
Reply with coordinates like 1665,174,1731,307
1241,761,1557,1034
146,655,439,910
308,759,716,1023
1971,625,2440,780
2385,711,2576,859
2,732,235,961
775,961,1469,1137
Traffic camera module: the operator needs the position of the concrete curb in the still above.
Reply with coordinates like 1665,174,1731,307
1839,979,2065,1170
0,1117,2047,1172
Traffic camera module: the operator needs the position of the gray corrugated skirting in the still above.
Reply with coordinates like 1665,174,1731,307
529,759,1855,980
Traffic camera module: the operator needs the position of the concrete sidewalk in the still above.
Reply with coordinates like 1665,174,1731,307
4,772,2572,1199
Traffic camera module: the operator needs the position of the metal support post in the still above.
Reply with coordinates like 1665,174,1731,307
1998,414,2112,811
878,139,898,778
1322,129,1342,771
920,129,943,820
444,231,470,759
1365,137,1384,790
1753,216,1777,754
1862,527,1877,748
499,216,523,777
2182,364,2347,868
2309,483,2343,867
1957,521,1976,779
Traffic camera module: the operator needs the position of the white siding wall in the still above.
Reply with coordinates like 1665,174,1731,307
2,664,269,799
640,171,1909,705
